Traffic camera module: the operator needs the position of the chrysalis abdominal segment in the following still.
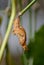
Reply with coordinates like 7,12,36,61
13,16,28,51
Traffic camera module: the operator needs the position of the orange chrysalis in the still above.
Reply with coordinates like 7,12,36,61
13,16,28,51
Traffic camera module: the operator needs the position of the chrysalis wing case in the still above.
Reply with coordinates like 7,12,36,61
12,16,28,51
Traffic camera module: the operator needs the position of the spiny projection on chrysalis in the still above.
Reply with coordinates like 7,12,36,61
12,16,28,51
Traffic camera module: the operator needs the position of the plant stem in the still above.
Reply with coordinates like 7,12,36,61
18,0,37,16
0,0,16,61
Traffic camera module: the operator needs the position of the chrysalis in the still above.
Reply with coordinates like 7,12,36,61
13,16,28,51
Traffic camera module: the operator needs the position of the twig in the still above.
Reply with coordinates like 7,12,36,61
0,0,16,61
18,0,37,16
